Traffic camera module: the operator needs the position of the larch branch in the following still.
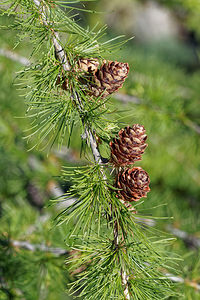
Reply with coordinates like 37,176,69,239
32,0,130,298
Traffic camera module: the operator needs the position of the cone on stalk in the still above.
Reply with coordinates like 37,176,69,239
56,58,100,91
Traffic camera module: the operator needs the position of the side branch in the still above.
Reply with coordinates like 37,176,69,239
0,239,68,256
2,239,200,292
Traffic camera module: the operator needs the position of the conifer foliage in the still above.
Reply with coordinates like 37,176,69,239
1,0,178,299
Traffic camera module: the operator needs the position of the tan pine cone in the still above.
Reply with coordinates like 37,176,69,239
56,58,99,91
77,58,99,74
110,124,147,166
116,167,150,202
90,60,129,98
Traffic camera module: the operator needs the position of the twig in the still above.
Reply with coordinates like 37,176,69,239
166,225,200,249
114,94,200,137
84,127,103,164
165,273,200,291
137,218,200,250
0,48,30,66
12,240,68,255
114,93,141,104
33,0,70,71
53,146,80,163
137,219,200,250
181,117,200,136
47,180,76,210
0,239,68,256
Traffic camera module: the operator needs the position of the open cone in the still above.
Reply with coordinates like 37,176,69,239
110,124,148,166
90,60,129,98
116,167,150,202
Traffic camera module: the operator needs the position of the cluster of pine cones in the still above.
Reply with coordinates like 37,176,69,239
110,124,150,204
57,56,150,205
57,57,129,99
75,59,150,204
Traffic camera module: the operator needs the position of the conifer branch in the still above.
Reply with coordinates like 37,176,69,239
3,1,183,298
31,0,130,298
1,238,200,292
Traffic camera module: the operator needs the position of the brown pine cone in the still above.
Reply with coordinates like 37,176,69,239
56,59,129,99
116,167,150,202
110,124,147,166
90,60,129,98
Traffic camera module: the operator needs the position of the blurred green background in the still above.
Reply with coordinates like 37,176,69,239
0,0,200,299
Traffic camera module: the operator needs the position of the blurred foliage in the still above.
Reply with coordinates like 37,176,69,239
87,0,200,42
0,0,200,299
158,0,200,40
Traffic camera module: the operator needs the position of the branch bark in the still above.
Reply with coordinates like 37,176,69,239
165,273,200,291
33,0,70,71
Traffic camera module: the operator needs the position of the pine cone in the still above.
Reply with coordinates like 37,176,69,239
110,124,147,166
77,58,99,74
56,58,129,99
116,167,150,202
90,60,129,98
